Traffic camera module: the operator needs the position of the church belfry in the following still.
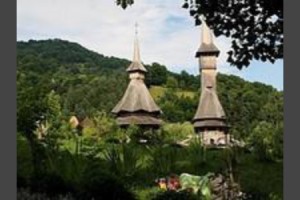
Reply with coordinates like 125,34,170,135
112,23,162,128
193,21,230,146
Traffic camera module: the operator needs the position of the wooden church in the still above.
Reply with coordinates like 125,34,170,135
112,26,162,129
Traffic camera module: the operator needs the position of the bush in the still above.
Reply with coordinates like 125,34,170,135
161,122,194,144
151,190,200,200
29,172,72,197
79,170,136,200
17,133,33,188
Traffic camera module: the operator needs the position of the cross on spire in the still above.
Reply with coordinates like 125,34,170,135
133,22,141,62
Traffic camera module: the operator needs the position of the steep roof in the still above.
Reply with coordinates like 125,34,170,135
112,79,161,114
193,87,226,121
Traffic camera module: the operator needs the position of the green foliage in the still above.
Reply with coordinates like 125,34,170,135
166,76,179,88
248,121,283,162
146,62,168,86
103,143,143,180
45,90,62,122
185,139,206,174
148,145,182,176
161,122,194,143
172,70,199,91
158,90,198,123
179,173,213,199
87,111,118,137
237,154,283,199
17,133,33,188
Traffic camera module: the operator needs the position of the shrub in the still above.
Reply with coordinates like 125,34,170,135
151,190,200,200
161,122,194,144
79,170,136,200
17,133,33,188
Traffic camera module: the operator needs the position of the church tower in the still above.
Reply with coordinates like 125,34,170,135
112,24,162,128
193,21,230,146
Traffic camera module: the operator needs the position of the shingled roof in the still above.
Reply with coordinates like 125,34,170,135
193,88,225,120
111,79,161,114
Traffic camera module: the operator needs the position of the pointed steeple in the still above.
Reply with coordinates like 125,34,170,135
133,23,141,62
127,22,147,73
202,20,213,45
112,23,162,128
196,20,220,57
192,19,229,146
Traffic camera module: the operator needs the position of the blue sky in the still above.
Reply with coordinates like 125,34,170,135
17,0,283,90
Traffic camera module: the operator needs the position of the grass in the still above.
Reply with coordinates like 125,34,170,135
150,86,196,100
149,86,167,100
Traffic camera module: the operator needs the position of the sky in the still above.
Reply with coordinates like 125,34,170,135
17,0,283,91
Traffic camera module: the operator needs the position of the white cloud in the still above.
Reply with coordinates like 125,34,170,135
17,0,282,89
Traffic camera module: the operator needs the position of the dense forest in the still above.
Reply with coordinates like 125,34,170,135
17,39,283,200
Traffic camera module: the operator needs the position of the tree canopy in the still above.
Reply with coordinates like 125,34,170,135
115,0,283,69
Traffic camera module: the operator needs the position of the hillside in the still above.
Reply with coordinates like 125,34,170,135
17,39,283,140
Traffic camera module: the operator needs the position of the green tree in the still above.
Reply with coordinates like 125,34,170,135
45,90,62,124
166,76,179,89
147,63,168,86
248,121,282,161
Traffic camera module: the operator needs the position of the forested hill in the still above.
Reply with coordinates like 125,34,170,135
17,39,283,140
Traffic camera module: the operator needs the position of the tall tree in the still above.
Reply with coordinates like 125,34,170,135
146,62,168,86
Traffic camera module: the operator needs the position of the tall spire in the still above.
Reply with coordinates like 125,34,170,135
133,22,141,63
201,20,213,45
127,22,147,73
196,19,220,57
112,23,162,128
193,19,229,146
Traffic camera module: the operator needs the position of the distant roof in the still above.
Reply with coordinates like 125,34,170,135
69,116,79,128
112,79,162,114
69,116,94,129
